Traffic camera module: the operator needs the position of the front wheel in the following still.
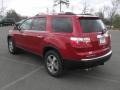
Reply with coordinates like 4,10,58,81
8,38,19,54
44,50,64,77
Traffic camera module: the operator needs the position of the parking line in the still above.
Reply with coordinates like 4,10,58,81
0,67,41,90
1,56,39,67
74,72,120,83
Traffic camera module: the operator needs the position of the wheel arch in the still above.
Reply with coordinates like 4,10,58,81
43,46,62,59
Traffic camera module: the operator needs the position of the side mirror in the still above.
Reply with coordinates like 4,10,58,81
14,23,20,30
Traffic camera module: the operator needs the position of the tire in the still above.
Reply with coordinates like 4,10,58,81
44,50,64,77
8,38,19,54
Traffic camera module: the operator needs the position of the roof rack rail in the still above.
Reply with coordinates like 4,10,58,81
58,12,76,15
58,12,94,16
78,13,93,15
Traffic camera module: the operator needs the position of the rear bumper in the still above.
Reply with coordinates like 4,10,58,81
63,50,112,68
81,50,112,61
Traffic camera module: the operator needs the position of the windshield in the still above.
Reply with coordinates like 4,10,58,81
80,18,106,33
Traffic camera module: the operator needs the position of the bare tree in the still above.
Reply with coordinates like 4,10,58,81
6,9,21,22
97,6,109,19
0,0,6,16
53,0,70,12
108,0,120,26
0,7,6,16
82,0,89,14
89,8,94,14
81,0,94,14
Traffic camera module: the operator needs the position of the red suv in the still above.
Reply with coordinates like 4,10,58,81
7,14,112,77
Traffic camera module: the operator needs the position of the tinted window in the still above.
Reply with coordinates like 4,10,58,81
32,18,46,31
52,17,73,32
20,19,33,30
80,18,106,33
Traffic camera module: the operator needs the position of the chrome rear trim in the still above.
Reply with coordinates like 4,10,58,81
81,50,112,61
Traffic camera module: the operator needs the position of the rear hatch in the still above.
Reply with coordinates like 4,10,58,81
79,17,110,51
70,17,111,53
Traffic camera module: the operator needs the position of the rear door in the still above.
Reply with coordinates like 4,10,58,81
51,16,73,49
79,17,110,51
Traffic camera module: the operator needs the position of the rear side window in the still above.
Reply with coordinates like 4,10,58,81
80,18,106,33
52,17,73,33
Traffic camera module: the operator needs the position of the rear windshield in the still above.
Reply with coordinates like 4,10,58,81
80,18,106,33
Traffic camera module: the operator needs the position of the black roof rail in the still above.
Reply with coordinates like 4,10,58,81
58,12,94,16
78,13,93,15
58,12,76,15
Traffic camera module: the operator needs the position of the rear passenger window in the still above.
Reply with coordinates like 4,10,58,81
52,17,73,33
32,18,46,31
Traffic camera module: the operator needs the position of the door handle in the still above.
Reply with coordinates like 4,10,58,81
22,33,27,36
37,36,44,39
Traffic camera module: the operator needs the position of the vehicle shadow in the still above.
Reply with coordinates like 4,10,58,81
5,50,45,67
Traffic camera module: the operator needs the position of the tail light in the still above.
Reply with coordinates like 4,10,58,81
104,31,110,37
105,31,111,41
70,37,92,48
104,31,112,45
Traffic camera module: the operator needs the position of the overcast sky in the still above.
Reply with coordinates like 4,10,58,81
0,0,112,16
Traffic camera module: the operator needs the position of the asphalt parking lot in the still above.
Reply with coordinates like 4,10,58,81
0,26,120,90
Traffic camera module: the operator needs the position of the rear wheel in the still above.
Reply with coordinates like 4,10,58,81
44,50,63,77
8,38,19,54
